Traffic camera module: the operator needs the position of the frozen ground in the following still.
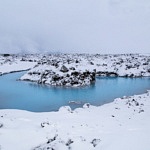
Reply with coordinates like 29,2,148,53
0,91,150,150
0,54,37,75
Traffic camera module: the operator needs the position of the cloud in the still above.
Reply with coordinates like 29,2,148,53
0,0,150,54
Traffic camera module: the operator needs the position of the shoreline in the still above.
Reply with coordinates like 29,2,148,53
0,90,150,150
1,70,150,113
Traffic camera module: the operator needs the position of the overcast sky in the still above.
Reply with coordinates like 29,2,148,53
0,0,150,54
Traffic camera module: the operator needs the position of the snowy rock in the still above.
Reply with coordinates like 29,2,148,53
83,103,90,108
60,65,69,73
91,139,101,147
0,122,3,128
59,106,72,113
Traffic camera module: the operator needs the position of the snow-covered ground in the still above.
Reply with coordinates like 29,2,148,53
0,54,37,75
0,91,150,150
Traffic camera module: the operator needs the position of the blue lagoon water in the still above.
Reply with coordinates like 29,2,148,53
0,72,150,112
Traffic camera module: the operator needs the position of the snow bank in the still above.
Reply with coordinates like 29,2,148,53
0,91,150,150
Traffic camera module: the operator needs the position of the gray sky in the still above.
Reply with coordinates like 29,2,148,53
0,0,150,54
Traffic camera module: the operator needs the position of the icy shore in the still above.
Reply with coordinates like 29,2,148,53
0,91,150,150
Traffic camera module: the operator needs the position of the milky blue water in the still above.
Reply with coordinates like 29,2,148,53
0,72,150,112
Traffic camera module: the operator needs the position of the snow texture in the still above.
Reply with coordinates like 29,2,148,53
0,91,150,150
0,54,37,75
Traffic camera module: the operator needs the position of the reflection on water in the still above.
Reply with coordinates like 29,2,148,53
0,72,150,112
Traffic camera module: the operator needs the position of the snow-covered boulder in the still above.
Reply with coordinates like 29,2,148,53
60,65,69,73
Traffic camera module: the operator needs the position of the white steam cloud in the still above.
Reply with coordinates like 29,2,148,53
0,0,150,54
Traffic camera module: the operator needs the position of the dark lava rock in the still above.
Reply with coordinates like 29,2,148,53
0,123,3,128
69,67,75,70
60,65,69,73
91,139,101,147
66,139,74,146
90,62,94,65
2,54,10,57
71,71,79,76
52,75,61,81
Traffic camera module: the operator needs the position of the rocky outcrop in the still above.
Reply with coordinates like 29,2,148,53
19,53,150,87
23,70,96,87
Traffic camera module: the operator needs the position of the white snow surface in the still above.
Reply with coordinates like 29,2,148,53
0,91,150,150
0,55,37,75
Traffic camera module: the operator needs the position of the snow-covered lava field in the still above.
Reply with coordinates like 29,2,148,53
0,53,150,150
0,53,150,87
